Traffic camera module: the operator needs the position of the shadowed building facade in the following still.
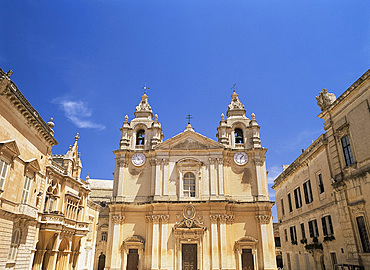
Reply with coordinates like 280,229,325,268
273,69,370,269
98,91,277,270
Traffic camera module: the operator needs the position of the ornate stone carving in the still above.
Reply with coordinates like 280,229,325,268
117,158,129,168
209,158,215,165
183,204,196,219
228,91,245,111
161,215,169,222
210,215,219,223
256,214,271,224
253,156,264,167
135,93,152,112
152,215,161,223
316,89,336,111
112,215,125,224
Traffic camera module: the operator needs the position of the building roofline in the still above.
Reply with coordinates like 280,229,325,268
318,69,370,118
272,134,326,189
0,68,58,146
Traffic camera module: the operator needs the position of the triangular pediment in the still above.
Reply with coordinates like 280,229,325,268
154,130,224,150
25,158,41,172
0,140,20,158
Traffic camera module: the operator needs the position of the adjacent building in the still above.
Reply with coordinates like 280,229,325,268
0,68,98,270
99,91,277,269
273,69,370,269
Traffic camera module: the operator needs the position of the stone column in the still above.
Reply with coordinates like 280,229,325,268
151,215,161,270
155,160,162,197
210,215,219,269
256,214,277,270
160,215,169,269
163,159,169,196
209,159,216,196
32,250,46,270
220,215,228,269
110,214,125,270
217,158,224,196
47,250,58,270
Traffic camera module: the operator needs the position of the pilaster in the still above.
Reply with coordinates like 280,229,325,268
210,215,219,269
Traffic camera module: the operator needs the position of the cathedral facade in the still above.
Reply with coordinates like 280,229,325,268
100,91,277,270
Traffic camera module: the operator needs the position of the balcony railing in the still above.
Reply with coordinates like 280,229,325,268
18,203,38,219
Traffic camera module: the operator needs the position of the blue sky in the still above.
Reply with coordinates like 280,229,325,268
1,1,369,220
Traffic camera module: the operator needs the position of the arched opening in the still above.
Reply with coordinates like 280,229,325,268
55,238,69,270
235,128,244,144
183,172,196,197
136,130,145,145
98,253,106,270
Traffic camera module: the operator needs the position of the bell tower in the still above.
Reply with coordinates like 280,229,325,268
216,90,261,149
119,93,164,151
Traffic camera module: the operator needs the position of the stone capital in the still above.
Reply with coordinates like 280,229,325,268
255,214,271,224
112,214,125,224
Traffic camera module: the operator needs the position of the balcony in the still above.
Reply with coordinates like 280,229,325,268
18,203,38,219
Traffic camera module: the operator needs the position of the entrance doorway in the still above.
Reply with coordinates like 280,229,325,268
127,249,139,270
182,244,197,270
241,249,254,270
98,253,106,270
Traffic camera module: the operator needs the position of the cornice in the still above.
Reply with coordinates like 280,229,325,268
318,69,370,119
273,134,327,189
0,69,58,146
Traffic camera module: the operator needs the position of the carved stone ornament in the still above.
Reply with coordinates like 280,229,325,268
210,214,235,224
112,215,125,224
135,93,152,112
316,89,336,111
228,91,245,111
256,214,271,224
183,204,196,219
350,203,365,215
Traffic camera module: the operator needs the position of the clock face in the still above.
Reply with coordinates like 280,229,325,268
234,152,248,165
132,153,146,166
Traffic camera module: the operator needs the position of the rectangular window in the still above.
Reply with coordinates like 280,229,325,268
290,226,297,243
321,215,334,236
308,220,319,238
341,135,354,166
356,216,370,253
281,198,285,216
318,173,325,194
284,229,288,242
101,232,107,241
0,160,9,190
294,187,302,209
300,223,306,239
286,253,291,270
21,176,32,204
288,193,293,212
330,252,338,266
275,237,281,247
303,180,313,204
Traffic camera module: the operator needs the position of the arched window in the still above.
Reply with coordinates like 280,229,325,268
183,172,196,197
235,128,244,144
136,130,145,145
8,229,20,261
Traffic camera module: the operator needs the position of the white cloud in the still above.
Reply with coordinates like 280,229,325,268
53,98,106,130
267,165,283,184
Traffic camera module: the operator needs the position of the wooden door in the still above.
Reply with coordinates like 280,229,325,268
182,244,197,270
127,249,139,270
241,249,254,270
98,253,106,270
